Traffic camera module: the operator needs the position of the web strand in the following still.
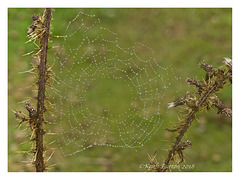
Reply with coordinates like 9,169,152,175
49,10,173,157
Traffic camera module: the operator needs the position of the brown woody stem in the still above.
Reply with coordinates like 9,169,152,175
35,8,52,172
159,70,231,172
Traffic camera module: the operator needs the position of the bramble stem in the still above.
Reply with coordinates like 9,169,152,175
159,63,231,172
35,8,52,172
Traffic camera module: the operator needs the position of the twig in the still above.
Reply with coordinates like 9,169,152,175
34,8,52,172
155,59,232,172
15,8,52,172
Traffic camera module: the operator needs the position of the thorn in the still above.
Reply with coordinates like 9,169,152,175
46,140,56,146
46,150,55,162
45,132,57,135
18,67,36,74
30,128,36,140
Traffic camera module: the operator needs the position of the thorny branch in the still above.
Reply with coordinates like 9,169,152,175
150,58,232,172
15,8,52,172
35,8,52,172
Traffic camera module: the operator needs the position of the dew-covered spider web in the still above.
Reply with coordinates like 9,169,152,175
49,10,176,157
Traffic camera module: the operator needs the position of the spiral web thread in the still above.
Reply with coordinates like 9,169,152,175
49,10,174,157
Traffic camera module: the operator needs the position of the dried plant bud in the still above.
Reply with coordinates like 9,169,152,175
186,98,197,109
222,108,232,117
177,140,192,150
187,78,204,88
173,140,192,164
25,102,37,119
32,14,41,21
27,29,33,35
224,57,232,70
200,62,217,81
27,15,41,35
213,98,232,117
200,62,214,73
167,102,175,109
27,14,44,37
28,24,37,35
168,97,186,109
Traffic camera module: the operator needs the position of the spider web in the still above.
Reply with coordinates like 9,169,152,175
49,10,174,157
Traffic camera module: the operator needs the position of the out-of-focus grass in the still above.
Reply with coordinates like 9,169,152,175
8,8,232,172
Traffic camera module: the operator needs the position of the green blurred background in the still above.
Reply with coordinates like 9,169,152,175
8,8,232,172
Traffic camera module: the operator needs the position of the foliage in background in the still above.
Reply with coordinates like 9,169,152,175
8,8,232,172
